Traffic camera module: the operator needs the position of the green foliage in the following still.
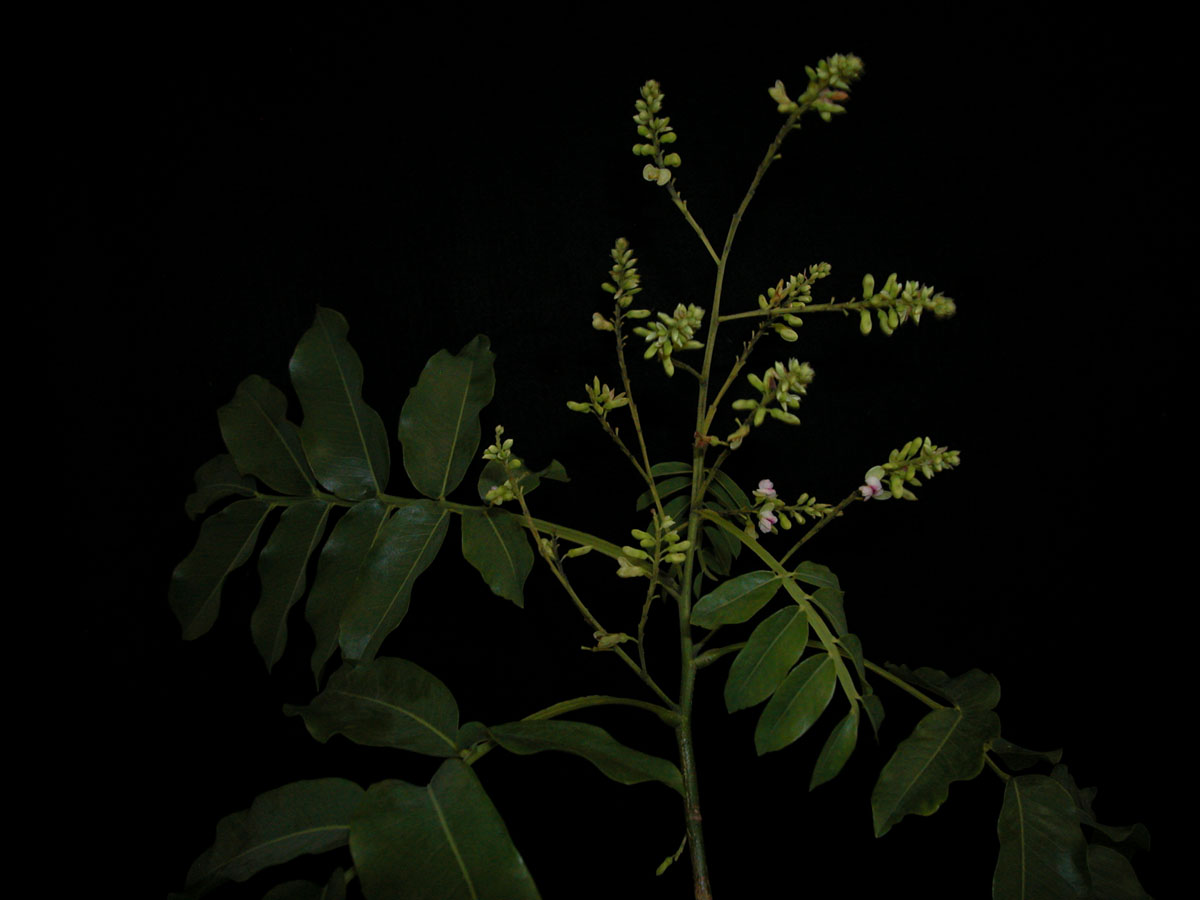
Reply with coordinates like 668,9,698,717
350,760,541,900
170,62,1153,900
398,335,496,500
285,657,462,757
184,779,365,897
487,720,684,795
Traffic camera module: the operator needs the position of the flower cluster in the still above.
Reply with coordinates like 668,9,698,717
755,263,832,341
859,437,961,502
751,479,836,535
600,238,643,310
566,376,630,418
631,80,681,186
617,511,691,577
768,54,864,122
481,426,522,505
726,358,815,447
633,303,705,377
858,272,957,336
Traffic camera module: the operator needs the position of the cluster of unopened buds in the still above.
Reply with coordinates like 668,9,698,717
755,263,832,342
566,376,630,418
766,54,864,122
616,512,691,578
481,426,522,505
858,272,957,336
859,437,961,502
726,358,814,447
631,79,680,186
633,304,705,377
750,479,835,535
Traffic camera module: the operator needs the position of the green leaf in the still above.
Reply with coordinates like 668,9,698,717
456,721,491,750
838,633,866,684
871,705,1001,836
170,498,273,640
460,507,533,606
185,778,364,896
339,501,451,662
664,493,690,523
810,706,859,790
1086,845,1151,900
993,775,1090,900
725,606,809,713
792,559,841,590
306,499,390,683
398,335,495,500
218,374,316,495
185,454,256,520
488,720,684,795
636,475,691,512
649,460,691,477
262,870,345,900
691,571,781,628
290,307,390,500
862,690,885,740
990,737,1063,772
286,657,460,757
253,500,331,671
809,585,847,637
350,760,541,900
705,467,751,513
886,665,1001,711
755,652,838,754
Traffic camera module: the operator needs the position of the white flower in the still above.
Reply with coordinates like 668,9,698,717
753,478,777,500
757,503,778,533
859,466,892,500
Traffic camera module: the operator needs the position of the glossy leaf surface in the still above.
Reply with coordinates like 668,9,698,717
993,775,1089,900
755,652,838,754
691,570,781,628
398,335,495,500
1086,845,1151,900
871,705,1001,836
306,499,389,682
290,307,390,500
253,499,330,670
350,760,540,900
185,778,364,895
809,706,859,790
286,657,460,757
489,719,684,795
461,507,533,607
185,453,256,520
725,606,809,713
170,498,272,640
339,501,450,662
218,374,315,495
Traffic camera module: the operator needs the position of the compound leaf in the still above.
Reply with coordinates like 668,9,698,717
290,307,390,500
339,501,450,663
170,498,272,640
993,774,1090,900
488,719,684,795
461,507,533,607
398,335,495,500
185,778,364,896
253,499,331,671
218,374,315,495
286,657,460,757
350,760,540,900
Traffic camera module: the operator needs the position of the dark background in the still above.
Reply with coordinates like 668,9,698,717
44,13,1183,898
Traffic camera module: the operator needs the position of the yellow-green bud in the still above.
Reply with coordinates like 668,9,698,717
859,308,872,335
862,273,875,299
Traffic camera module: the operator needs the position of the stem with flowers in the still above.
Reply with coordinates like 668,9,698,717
169,57,1152,900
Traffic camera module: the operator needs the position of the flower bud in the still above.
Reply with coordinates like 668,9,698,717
862,273,875,299
859,308,872,335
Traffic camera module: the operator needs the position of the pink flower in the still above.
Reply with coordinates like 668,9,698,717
859,466,892,500
753,479,777,500
757,504,778,533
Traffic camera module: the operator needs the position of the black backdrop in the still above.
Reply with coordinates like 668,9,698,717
44,13,1182,898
